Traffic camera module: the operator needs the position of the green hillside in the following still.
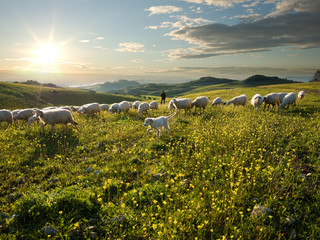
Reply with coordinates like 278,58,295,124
0,81,138,109
0,81,320,239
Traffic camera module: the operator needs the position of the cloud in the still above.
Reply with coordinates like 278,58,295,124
132,59,144,63
267,0,320,17
145,5,183,16
79,40,90,43
175,0,249,8
116,42,144,53
96,37,104,40
167,8,320,59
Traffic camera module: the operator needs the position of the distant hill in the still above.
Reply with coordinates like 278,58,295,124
240,75,297,86
79,79,141,93
0,81,138,109
121,75,298,97
13,80,60,88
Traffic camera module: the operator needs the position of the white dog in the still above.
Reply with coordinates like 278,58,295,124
144,112,176,137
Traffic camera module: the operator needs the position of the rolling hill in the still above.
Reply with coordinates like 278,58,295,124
0,81,138,109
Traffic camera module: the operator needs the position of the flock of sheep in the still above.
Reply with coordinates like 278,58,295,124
0,90,305,134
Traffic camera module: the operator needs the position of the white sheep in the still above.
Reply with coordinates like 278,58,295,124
99,104,110,111
0,109,13,129
149,101,159,110
33,109,78,131
262,93,280,109
28,115,39,125
226,94,247,108
211,97,224,106
191,96,209,113
280,92,297,110
298,91,305,100
11,109,21,119
132,101,140,110
251,94,264,110
108,103,120,114
138,102,150,116
14,108,36,122
70,106,80,112
116,101,131,113
144,112,176,138
169,98,192,114
78,102,101,115
277,92,288,104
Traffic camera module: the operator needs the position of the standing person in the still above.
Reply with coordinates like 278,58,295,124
160,90,166,104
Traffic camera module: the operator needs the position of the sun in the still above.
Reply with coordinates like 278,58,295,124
31,44,61,72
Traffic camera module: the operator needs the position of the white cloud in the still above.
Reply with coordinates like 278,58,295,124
96,37,104,40
116,42,144,53
79,40,90,43
175,0,249,8
145,5,183,16
132,59,144,63
231,13,262,20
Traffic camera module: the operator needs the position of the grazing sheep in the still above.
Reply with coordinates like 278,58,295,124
99,104,110,111
280,92,297,110
169,98,192,114
0,109,13,129
138,102,150,116
70,106,80,112
149,101,159,110
14,109,36,122
251,94,264,110
226,94,247,108
11,109,21,119
298,91,305,100
262,93,280,109
116,101,131,113
132,101,140,110
277,92,288,104
211,97,224,106
78,102,101,115
28,115,39,125
59,106,73,112
34,109,78,131
144,112,176,137
42,106,57,111
108,103,120,114
191,96,209,113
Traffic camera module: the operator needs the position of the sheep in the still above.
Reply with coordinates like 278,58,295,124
132,101,140,110
211,97,224,106
0,109,13,129
34,109,78,131
226,94,247,108
99,104,110,111
191,96,209,113
116,101,131,113
169,98,192,114
277,92,288,104
298,91,305,100
144,112,176,138
70,106,80,112
251,94,264,110
28,115,39,125
108,103,120,114
11,109,21,119
280,92,297,110
262,93,280,109
13,108,36,123
78,102,101,115
138,102,150,116
59,106,73,112
149,101,159,110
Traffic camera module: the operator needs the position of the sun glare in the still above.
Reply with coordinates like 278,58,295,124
32,44,61,72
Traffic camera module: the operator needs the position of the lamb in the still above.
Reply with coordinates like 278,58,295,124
280,92,297,110
78,102,101,115
251,94,264,110
169,98,192,114
14,108,36,122
149,101,159,110
0,109,13,129
33,109,78,131
132,101,140,110
99,104,110,111
108,103,120,114
298,91,305,100
191,96,209,113
262,93,280,109
144,112,176,138
138,102,150,116
116,101,131,113
226,94,247,108
211,97,224,106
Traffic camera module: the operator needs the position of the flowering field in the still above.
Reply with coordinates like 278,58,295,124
1,82,320,239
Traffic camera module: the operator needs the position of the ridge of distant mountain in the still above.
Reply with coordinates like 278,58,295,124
80,79,141,92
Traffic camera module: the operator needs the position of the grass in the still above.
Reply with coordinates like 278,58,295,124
0,82,319,239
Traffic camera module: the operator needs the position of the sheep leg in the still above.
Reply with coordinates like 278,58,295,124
156,129,160,138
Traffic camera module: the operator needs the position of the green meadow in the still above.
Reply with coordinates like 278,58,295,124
0,81,319,239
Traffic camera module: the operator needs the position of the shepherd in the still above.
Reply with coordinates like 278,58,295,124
160,90,166,104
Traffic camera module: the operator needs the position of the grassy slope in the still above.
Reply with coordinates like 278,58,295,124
0,82,319,239
0,82,138,109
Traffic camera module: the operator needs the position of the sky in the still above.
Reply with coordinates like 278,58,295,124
0,0,319,86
